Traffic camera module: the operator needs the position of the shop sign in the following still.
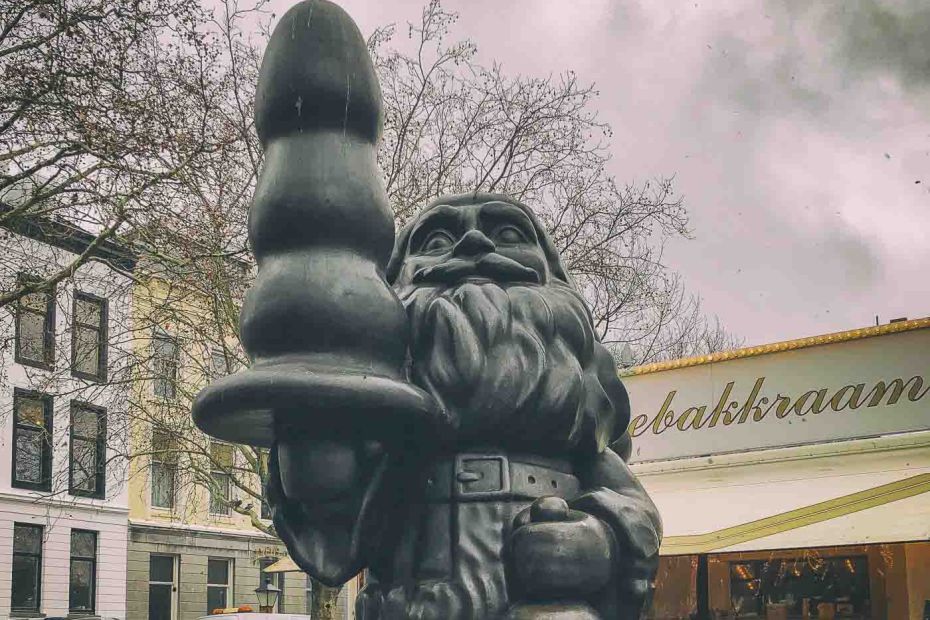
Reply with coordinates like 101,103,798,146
623,327,930,462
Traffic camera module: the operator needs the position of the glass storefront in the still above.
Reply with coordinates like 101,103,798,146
649,542,930,619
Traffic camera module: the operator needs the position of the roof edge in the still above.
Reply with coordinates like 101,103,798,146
621,317,930,377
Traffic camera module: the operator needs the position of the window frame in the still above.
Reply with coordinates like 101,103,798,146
14,274,56,370
11,389,53,492
149,554,179,620
69,401,107,499
259,557,285,612
69,529,97,614
71,291,108,382
11,522,44,613
209,442,233,516
206,557,233,613
150,430,178,510
152,329,180,400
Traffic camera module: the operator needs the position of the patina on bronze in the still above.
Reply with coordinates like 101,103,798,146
192,2,662,618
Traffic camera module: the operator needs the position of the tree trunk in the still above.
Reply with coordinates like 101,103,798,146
310,577,344,620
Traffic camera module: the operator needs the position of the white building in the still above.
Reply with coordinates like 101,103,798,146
0,208,136,619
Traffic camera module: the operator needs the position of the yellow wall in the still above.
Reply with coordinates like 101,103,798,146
127,275,261,533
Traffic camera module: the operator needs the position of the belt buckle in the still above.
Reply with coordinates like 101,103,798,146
454,453,511,500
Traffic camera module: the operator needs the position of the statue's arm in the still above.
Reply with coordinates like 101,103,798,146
573,447,663,619
266,440,398,586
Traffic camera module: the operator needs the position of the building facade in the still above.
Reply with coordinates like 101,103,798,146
622,318,930,620
125,273,357,619
0,213,136,618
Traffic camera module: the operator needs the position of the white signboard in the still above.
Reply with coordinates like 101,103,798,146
623,327,930,463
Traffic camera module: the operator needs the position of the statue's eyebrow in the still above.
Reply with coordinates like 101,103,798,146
408,205,462,251
479,202,537,240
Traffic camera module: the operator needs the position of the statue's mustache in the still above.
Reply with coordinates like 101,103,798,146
412,253,540,285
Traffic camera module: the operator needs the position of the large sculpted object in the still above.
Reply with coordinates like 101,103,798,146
192,2,662,618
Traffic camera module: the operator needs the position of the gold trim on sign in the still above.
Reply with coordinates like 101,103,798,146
621,317,930,377
660,473,930,555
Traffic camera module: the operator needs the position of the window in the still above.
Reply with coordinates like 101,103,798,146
209,443,233,515
153,330,179,399
69,530,97,613
70,402,106,498
259,557,285,612
151,431,178,509
305,575,312,614
149,555,177,620
259,449,271,520
15,274,55,369
207,558,233,613
12,389,53,491
11,523,43,612
72,292,107,381
209,347,228,379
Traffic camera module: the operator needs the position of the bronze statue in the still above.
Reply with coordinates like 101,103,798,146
193,2,661,618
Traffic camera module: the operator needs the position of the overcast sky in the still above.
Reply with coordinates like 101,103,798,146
265,0,930,347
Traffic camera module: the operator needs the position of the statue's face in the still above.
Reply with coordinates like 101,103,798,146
392,201,551,291
389,197,626,454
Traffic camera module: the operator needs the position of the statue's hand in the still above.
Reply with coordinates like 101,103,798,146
275,437,384,519
508,497,615,602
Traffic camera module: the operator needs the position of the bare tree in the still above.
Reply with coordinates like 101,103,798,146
0,0,239,307
1,1,741,617
370,0,741,363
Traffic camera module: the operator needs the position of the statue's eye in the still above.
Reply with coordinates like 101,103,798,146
494,225,526,244
421,231,455,253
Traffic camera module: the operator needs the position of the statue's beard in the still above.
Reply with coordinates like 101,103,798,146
398,279,616,454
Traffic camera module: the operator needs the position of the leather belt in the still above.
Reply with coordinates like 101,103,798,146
423,452,580,502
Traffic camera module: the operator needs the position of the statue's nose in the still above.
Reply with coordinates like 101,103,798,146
453,229,496,257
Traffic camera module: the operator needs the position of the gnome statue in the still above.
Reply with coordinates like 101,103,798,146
193,2,662,619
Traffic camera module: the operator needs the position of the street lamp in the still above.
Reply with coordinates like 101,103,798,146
255,578,281,613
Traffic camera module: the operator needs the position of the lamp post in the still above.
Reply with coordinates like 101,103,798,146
255,578,281,613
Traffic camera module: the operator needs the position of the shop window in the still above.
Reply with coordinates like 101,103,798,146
728,556,870,618
209,442,234,515
70,401,107,498
149,554,178,620
11,523,43,613
207,558,233,612
69,529,97,613
71,292,107,381
151,430,178,509
152,330,179,399
15,274,55,369
12,389,53,491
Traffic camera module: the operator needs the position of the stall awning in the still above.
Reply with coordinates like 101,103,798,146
262,556,302,573
634,432,930,555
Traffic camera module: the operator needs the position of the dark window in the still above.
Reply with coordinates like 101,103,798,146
153,330,179,399
207,558,232,612
14,274,55,369
259,557,285,612
305,575,313,614
69,529,97,613
69,401,106,498
11,523,43,612
71,292,107,381
259,448,271,520
209,443,233,515
149,555,176,620
728,556,870,617
151,431,178,509
12,390,53,491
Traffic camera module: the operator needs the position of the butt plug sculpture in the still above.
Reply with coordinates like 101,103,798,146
192,1,452,447
194,2,662,618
